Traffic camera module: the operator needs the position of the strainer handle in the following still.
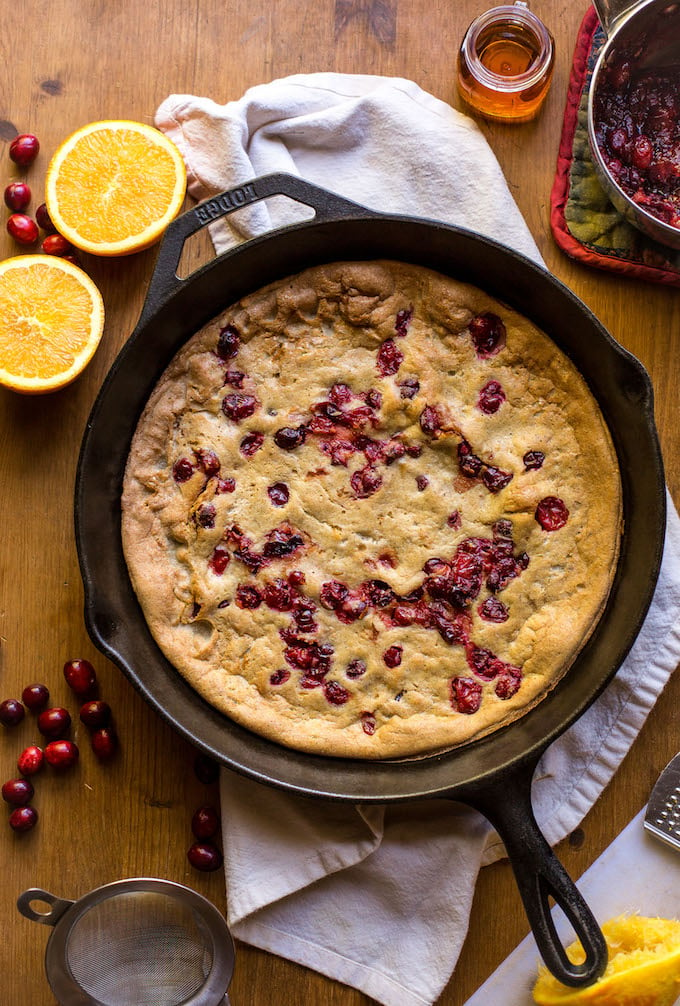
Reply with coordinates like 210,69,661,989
17,887,74,926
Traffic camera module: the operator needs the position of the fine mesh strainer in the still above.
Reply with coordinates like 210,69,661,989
17,878,235,1006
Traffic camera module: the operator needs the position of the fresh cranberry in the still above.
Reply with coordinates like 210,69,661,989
21,683,49,711
468,645,504,680
361,711,377,735
321,438,356,466
493,519,513,538
222,393,258,422
79,700,111,729
172,457,194,483
335,594,368,624
263,578,295,611
320,581,349,609
235,585,262,609
523,450,545,470
187,841,223,872
17,745,44,776
323,680,350,705
269,668,291,686
4,181,31,211
535,496,569,531
423,557,449,575
91,727,118,761
7,213,38,244
292,598,317,633
383,645,403,668
37,707,71,738
469,312,506,358
240,431,264,457
451,676,482,714
223,369,245,387
329,382,353,405
194,753,220,784
364,388,382,409
312,400,343,424
350,465,383,498
376,338,404,376
416,475,429,491
35,202,55,231
274,426,307,450
195,502,216,529
42,234,74,256
44,739,79,770
457,440,483,478
267,482,290,506
283,637,333,679
9,133,39,166
63,658,97,696
495,665,523,699
345,406,377,433
419,405,441,435
0,698,25,727
346,659,367,678
384,439,407,465
395,307,413,337
478,598,509,622
216,323,240,360
481,466,513,493
361,579,395,608
447,511,462,529
262,525,304,558
398,377,420,399
477,380,506,414
9,805,38,832
209,546,230,575
308,415,337,437
216,477,236,494
191,804,220,840
2,778,34,806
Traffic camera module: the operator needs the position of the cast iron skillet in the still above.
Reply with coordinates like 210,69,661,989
75,174,665,989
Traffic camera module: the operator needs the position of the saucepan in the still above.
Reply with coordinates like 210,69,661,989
588,0,680,247
74,173,666,989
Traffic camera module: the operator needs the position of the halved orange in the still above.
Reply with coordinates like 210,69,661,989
45,120,186,256
0,255,105,394
533,915,680,1006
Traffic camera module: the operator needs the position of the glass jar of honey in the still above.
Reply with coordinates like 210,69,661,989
457,2,554,123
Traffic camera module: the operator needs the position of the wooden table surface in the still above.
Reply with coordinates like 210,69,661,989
2,2,680,1003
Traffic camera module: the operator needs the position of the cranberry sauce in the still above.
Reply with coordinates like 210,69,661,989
594,45,680,227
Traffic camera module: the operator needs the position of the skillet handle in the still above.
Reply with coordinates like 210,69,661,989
459,759,607,988
142,172,375,325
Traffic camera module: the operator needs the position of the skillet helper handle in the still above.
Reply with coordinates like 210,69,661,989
462,760,607,988
143,172,375,324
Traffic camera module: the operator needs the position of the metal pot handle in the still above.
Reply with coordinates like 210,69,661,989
591,0,639,36
457,758,607,988
141,173,377,327
17,888,74,926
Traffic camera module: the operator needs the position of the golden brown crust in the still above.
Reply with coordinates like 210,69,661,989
121,261,622,759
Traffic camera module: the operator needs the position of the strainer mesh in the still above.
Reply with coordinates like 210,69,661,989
64,890,215,1006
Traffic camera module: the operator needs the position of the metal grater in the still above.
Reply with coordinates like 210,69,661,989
644,752,680,852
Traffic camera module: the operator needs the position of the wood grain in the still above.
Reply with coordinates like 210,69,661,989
1,2,679,1003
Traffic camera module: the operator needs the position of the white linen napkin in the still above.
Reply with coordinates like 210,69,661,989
156,74,680,1006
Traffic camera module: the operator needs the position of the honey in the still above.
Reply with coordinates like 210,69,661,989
457,2,554,123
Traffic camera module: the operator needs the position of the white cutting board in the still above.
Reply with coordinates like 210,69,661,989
464,808,680,1005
